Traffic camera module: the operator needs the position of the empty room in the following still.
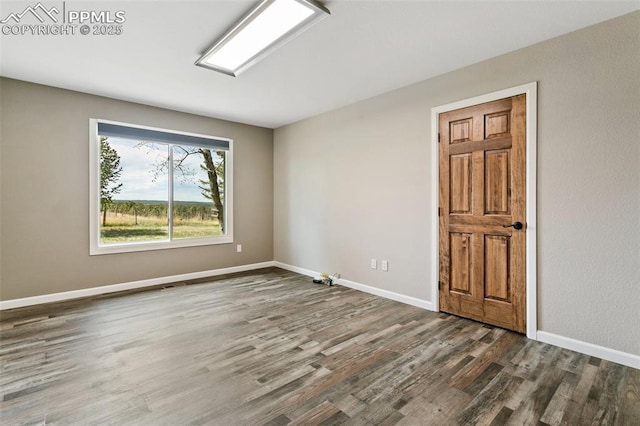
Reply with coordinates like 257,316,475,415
1,1,639,424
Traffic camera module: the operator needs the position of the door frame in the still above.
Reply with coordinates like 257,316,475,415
430,82,538,339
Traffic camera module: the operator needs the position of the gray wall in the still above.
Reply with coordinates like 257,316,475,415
274,12,640,355
0,78,274,300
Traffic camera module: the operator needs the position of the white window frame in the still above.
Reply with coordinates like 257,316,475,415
89,119,233,255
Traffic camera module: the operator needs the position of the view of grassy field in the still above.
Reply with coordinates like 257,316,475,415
100,209,221,245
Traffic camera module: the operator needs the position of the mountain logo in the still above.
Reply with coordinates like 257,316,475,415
1,2,60,24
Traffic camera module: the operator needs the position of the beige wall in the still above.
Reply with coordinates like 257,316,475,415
274,12,640,355
0,78,274,300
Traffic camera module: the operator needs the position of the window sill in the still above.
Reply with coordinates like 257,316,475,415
90,235,233,255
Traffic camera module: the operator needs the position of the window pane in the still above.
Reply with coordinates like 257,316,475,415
99,137,169,244
172,146,224,239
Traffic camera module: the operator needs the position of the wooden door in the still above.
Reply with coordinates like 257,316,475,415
439,95,526,333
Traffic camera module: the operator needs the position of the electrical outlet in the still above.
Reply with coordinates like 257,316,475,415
382,260,388,271
237,244,242,253
371,259,377,269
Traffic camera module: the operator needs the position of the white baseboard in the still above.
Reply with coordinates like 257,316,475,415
274,261,434,311
5,260,637,370
338,277,435,311
0,261,276,311
536,331,640,369
273,262,318,278
274,262,639,369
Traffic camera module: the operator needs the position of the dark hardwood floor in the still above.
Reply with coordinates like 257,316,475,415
1,268,638,425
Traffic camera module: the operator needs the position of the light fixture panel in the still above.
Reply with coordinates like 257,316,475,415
195,0,330,77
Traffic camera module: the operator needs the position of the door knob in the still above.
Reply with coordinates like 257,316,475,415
503,222,523,230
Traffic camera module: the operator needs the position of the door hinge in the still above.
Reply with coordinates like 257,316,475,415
438,281,443,290
438,207,442,217
438,133,441,143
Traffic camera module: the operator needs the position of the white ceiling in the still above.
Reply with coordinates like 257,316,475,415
1,1,638,128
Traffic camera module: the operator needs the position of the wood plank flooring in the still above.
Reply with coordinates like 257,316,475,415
1,268,638,425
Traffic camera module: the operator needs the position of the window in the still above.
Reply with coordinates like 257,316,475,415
89,119,233,255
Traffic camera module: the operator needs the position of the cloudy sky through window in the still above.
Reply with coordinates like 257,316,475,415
107,137,211,203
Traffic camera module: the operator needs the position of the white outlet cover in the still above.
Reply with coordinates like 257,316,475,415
382,260,388,271
371,259,377,269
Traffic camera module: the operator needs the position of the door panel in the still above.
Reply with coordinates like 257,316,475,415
484,111,510,139
450,118,473,143
485,150,511,214
439,95,526,333
450,233,472,294
450,154,472,214
484,234,510,301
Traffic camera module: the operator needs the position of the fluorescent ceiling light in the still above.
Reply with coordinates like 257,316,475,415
196,0,330,77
